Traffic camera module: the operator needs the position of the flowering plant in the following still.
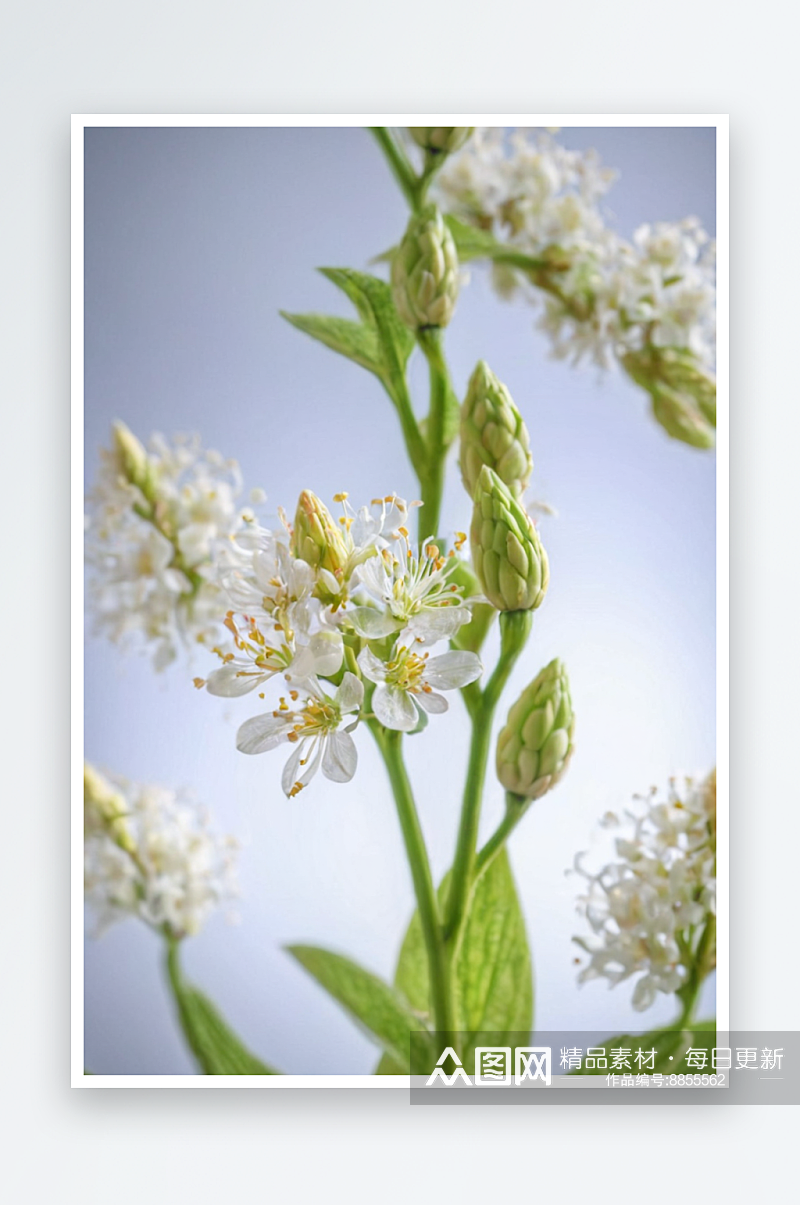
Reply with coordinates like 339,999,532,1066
84,127,716,1075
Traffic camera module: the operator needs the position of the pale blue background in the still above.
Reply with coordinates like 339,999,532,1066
84,126,716,1074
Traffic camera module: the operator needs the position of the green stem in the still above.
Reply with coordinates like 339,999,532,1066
474,792,528,877
444,610,532,942
389,376,429,481
369,127,419,211
369,722,454,1036
417,327,451,540
675,915,716,1027
164,933,186,1016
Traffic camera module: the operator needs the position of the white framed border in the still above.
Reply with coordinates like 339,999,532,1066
72,113,729,1088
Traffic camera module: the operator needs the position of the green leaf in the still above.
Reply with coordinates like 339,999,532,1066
167,946,278,1074
281,270,415,414
288,944,430,1067
279,311,381,375
572,1020,717,1075
375,850,533,1073
318,268,415,406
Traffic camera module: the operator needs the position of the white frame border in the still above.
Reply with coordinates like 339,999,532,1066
72,113,729,1088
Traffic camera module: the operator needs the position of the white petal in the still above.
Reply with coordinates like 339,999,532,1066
356,646,387,685
287,630,343,682
281,739,308,795
206,663,265,697
322,730,358,783
416,689,448,715
373,684,418,732
236,712,291,755
424,650,483,691
403,607,470,645
335,672,364,714
348,607,398,639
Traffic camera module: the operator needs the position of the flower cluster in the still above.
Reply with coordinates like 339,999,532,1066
198,491,483,797
84,762,239,938
572,771,716,1011
85,423,263,670
436,128,716,392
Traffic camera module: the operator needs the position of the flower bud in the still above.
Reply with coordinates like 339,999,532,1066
408,127,474,155
391,205,459,330
622,349,716,447
112,421,153,497
656,349,716,427
291,490,349,577
84,762,135,853
650,385,716,450
496,659,574,801
460,361,533,499
469,466,548,612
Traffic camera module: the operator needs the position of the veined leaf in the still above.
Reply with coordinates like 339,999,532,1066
571,1020,717,1075
288,944,430,1068
281,269,415,412
375,850,533,1073
167,946,278,1075
318,268,415,406
279,311,381,375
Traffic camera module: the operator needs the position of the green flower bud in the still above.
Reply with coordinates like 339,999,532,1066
391,204,459,330
656,349,716,427
459,361,533,499
84,762,135,853
650,384,716,450
622,348,716,447
291,490,349,577
469,466,548,612
447,556,496,654
408,127,474,155
496,659,574,801
112,420,154,497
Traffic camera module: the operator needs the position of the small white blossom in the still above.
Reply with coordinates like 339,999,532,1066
349,530,472,645
572,772,716,1011
359,644,482,732
85,425,261,669
235,673,364,797
84,764,239,938
437,128,716,376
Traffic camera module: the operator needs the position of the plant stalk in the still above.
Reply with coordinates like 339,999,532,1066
444,611,532,942
417,327,452,540
370,722,455,1037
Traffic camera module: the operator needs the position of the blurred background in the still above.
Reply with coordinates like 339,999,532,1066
83,125,716,1074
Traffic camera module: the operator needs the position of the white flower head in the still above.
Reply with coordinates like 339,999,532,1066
349,529,472,646
572,772,716,1011
199,615,344,699
358,643,482,732
436,128,716,376
85,427,262,669
235,672,364,798
84,765,239,938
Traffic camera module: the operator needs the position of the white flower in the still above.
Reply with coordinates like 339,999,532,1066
358,644,481,732
200,616,343,698
436,128,716,376
84,764,238,938
235,673,364,797
85,426,262,669
572,772,716,1011
349,531,472,645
